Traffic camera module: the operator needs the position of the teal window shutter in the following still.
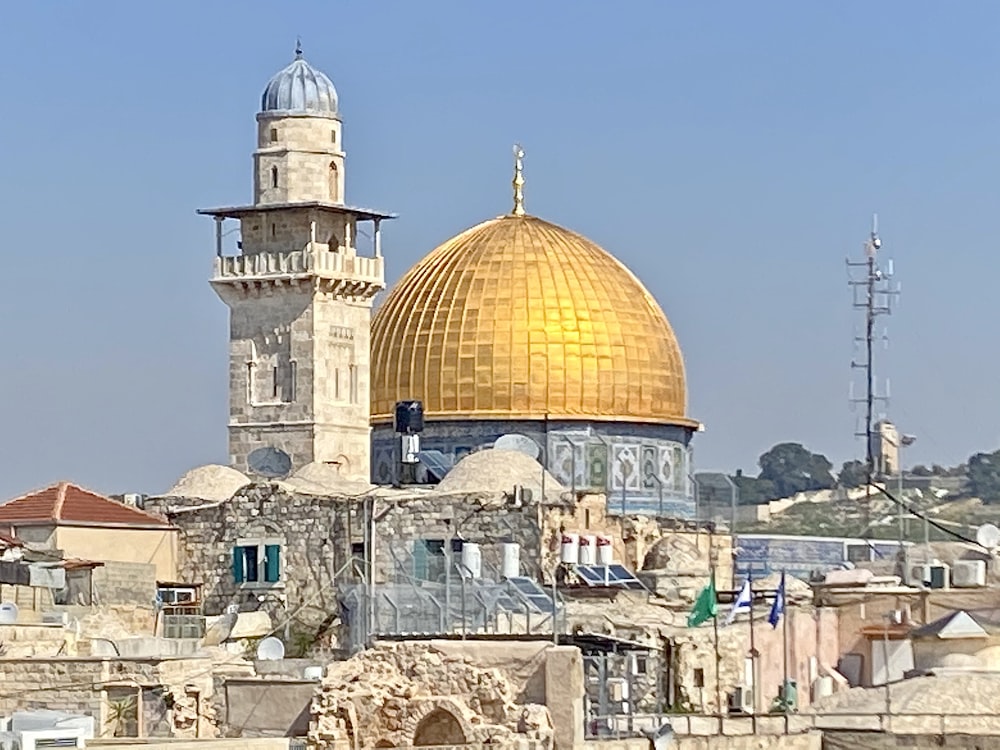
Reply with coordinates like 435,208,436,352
264,545,281,583
413,540,428,581
232,546,245,583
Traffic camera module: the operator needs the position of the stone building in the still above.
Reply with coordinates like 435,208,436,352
368,172,703,515
148,447,732,655
198,44,391,482
0,482,177,581
194,46,704,516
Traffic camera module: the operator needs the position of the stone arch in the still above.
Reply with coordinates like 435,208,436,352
402,699,474,747
374,740,394,749
413,708,466,746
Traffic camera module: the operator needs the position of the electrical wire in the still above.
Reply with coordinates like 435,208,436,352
873,483,986,550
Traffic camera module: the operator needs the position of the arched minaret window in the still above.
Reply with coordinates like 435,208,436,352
271,166,279,189
329,162,339,202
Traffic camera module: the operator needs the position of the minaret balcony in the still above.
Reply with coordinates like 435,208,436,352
212,245,384,293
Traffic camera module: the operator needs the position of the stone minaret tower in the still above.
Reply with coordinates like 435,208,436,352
200,44,391,481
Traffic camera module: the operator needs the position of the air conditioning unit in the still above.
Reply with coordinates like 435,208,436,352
122,493,144,507
728,686,754,715
907,562,950,589
951,560,987,588
40,611,69,626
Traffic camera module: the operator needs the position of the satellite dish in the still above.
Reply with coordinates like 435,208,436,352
494,433,540,460
256,636,285,661
247,446,293,479
0,602,18,624
976,524,1000,550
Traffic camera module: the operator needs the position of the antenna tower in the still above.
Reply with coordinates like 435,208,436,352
846,214,899,536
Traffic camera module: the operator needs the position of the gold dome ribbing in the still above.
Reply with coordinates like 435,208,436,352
370,213,695,427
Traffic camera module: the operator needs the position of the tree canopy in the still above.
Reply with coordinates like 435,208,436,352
967,449,1000,503
757,442,836,498
838,459,869,489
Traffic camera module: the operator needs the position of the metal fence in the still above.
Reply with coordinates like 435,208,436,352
339,543,561,650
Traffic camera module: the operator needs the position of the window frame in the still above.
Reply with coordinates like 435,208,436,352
232,537,284,588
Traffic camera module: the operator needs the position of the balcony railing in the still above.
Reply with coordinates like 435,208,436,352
214,245,383,284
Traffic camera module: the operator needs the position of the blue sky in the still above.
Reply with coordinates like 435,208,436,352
1,1,997,499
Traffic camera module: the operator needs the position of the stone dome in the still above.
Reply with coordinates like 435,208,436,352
434,449,565,497
371,213,695,428
260,45,338,116
165,464,250,502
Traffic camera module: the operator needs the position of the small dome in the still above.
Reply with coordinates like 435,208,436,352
261,45,338,116
435,449,565,498
165,464,250,502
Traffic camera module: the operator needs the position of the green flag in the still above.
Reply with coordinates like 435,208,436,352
687,574,718,627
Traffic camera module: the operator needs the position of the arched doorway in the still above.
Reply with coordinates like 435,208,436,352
412,708,466,746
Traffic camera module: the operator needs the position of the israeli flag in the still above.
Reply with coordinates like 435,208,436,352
726,578,753,625
768,571,786,628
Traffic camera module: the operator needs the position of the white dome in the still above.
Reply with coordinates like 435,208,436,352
165,464,250,502
435,449,565,498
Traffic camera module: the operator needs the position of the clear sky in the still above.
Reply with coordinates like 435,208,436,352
1,1,997,499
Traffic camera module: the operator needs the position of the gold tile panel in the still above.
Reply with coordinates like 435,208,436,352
371,214,695,427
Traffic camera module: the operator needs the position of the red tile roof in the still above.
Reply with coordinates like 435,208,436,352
0,482,173,528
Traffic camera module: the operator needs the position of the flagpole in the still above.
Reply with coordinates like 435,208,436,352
713,602,722,733
748,575,758,733
781,571,790,734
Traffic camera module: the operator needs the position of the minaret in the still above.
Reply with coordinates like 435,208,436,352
199,44,392,481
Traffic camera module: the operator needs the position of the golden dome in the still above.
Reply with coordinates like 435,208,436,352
370,213,696,428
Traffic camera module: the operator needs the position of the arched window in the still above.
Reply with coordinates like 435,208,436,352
271,166,279,188
329,162,339,202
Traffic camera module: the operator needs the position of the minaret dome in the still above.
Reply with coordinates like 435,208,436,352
260,41,338,117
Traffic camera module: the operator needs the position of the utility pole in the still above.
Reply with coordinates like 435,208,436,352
847,214,899,538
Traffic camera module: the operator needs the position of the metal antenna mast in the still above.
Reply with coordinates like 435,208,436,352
847,214,899,536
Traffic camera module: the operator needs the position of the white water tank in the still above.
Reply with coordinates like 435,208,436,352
579,535,597,565
460,542,482,579
596,535,614,565
560,533,580,564
811,675,834,701
501,543,520,579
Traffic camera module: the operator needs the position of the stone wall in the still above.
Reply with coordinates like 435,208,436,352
309,640,557,750
0,655,246,739
224,678,316,737
673,604,838,713
823,732,1000,750
149,487,553,651
0,623,76,657
153,483,734,652
93,561,158,606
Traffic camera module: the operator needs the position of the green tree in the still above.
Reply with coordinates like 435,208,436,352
838,459,869,489
731,471,779,505
758,442,836,498
967,449,1000,503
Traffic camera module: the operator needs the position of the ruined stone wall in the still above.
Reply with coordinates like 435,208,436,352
309,641,556,750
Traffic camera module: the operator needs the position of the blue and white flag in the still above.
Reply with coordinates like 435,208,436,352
725,578,753,625
768,571,786,628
